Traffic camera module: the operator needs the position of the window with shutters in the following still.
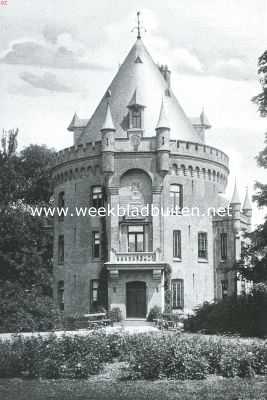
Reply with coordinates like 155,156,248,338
198,232,208,259
172,279,184,309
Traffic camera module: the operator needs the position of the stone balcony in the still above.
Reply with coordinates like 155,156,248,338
111,251,157,263
106,248,166,281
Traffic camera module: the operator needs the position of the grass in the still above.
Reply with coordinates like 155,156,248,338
0,362,266,400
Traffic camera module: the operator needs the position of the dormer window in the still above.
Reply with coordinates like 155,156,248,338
127,89,145,130
131,107,142,129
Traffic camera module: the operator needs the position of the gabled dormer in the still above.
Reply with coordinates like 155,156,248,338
127,88,146,132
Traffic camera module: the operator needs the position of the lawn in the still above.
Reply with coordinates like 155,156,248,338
0,362,266,400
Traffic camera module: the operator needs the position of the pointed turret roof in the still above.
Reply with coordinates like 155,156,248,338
68,113,89,131
101,103,115,131
79,38,200,143
200,109,211,128
231,179,241,204
242,187,252,210
156,98,170,130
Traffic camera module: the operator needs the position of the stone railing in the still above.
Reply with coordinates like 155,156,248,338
111,251,158,263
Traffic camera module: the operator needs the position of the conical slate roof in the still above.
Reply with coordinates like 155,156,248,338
231,179,241,204
101,103,115,131
156,98,170,130
68,113,89,131
242,187,252,210
79,39,201,143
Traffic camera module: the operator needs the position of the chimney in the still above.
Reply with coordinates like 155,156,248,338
159,64,171,91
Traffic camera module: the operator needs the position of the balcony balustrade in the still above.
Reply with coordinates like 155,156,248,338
110,250,158,263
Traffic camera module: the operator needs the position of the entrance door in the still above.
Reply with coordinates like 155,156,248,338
126,281,146,318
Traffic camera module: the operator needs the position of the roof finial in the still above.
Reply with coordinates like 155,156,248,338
131,11,146,39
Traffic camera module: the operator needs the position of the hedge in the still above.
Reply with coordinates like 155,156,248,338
0,332,266,380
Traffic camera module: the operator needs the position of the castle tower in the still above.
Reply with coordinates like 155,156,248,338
52,16,250,318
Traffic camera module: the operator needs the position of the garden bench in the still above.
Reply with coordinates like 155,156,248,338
153,318,184,332
83,313,113,330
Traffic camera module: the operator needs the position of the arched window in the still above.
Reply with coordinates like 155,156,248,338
171,164,178,175
132,108,142,129
180,165,186,176
92,186,104,209
188,166,193,177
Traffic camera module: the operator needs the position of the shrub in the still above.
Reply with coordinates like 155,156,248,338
146,306,162,322
0,331,266,381
126,333,267,381
0,333,110,379
0,283,62,333
185,290,267,338
219,344,256,378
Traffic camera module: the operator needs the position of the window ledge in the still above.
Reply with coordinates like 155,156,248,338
198,258,208,263
173,257,182,262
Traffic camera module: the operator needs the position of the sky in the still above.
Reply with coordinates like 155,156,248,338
0,0,267,225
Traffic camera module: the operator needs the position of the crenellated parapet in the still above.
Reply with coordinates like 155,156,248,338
52,133,229,191
54,141,102,165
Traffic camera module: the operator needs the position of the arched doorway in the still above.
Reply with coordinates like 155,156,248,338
126,281,146,318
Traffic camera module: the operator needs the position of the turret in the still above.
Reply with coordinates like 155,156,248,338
156,98,170,174
101,103,115,174
242,187,252,228
230,179,241,234
191,108,211,143
67,113,89,145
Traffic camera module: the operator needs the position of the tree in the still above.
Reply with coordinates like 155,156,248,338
238,52,267,283
0,130,59,332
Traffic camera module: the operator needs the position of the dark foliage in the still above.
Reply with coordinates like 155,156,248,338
185,284,267,337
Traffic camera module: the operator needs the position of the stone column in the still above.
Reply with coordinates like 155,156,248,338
106,186,119,258
152,186,162,259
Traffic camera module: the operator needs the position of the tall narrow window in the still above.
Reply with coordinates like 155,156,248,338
92,231,100,258
172,279,184,309
221,280,228,299
220,233,227,260
92,186,103,209
91,279,100,305
58,235,64,264
57,281,64,311
170,184,183,211
198,232,208,259
128,225,144,252
173,230,181,258
132,108,142,129
58,191,65,221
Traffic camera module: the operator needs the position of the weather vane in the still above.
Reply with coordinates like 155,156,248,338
131,11,146,39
